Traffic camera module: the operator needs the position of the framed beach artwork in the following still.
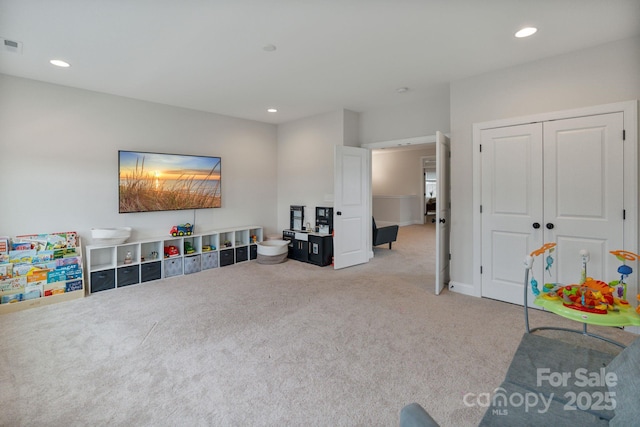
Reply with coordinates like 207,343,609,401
118,150,221,213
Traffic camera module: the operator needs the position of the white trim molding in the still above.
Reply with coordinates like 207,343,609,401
362,134,449,151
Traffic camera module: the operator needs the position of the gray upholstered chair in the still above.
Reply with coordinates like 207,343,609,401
400,403,439,427
372,217,399,249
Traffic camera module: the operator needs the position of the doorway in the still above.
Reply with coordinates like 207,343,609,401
423,156,436,222
368,134,450,294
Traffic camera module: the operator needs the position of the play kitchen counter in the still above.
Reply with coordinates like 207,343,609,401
282,230,333,267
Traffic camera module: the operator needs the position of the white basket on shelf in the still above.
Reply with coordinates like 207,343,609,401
91,227,132,245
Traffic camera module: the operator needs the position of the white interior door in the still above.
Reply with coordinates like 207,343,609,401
435,132,451,295
543,113,625,285
333,145,371,269
481,124,544,305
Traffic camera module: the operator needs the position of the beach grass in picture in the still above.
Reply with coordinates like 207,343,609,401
119,151,221,213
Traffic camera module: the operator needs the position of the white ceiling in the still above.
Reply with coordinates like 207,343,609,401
1,0,639,125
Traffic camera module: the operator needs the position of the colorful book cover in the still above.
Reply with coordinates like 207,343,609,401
23,281,44,300
11,242,32,251
44,282,66,296
31,251,54,263
0,263,12,279
47,270,67,283
12,264,34,276
0,237,9,254
32,261,57,271
65,269,83,280
28,269,49,283
0,277,26,300
15,233,76,250
28,240,49,252
65,280,83,292
9,249,36,264
56,257,79,267
1,293,23,304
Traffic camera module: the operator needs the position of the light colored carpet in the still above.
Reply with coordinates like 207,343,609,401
0,224,636,426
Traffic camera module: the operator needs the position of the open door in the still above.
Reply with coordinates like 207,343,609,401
333,145,371,269
435,131,451,295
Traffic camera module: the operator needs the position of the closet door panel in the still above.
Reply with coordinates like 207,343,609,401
554,236,607,284
543,113,624,285
481,123,543,304
554,131,605,218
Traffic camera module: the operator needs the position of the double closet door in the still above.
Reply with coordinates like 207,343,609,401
481,112,625,305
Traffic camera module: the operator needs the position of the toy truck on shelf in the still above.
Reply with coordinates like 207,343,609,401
170,223,193,237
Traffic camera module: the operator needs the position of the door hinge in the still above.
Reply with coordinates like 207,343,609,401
480,205,483,213
623,129,626,141
449,253,451,261
623,209,626,220
479,144,482,153
480,266,483,274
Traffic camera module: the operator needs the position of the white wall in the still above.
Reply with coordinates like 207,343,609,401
343,109,360,147
276,109,346,232
0,75,279,241
359,83,450,144
372,146,436,195
359,85,449,228
371,146,436,226
449,36,640,289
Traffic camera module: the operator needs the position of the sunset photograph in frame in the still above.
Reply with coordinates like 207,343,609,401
118,151,221,213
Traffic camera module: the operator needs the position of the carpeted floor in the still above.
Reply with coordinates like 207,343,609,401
0,224,636,426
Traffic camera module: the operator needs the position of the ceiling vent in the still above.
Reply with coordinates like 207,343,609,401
1,38,23,54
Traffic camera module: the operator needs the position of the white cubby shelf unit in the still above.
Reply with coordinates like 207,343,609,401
86,226,263,294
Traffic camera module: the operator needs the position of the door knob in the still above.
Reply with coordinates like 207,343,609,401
336,211,342,216
439,218,446,224
533,222,541,229
546,223,555,230
431,218,436,223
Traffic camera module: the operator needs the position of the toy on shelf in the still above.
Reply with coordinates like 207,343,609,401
164,246,179,258
170,223,193,237
184,242,195,254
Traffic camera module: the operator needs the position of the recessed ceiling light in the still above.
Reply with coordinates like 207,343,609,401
396,87,409,93
263,44,277,52
267,108,278,113
50,59,70,67
515,27,537,38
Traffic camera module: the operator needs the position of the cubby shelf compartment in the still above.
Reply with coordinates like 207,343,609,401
85,225,263,294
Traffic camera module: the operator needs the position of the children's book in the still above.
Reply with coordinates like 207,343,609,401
0,237,9,254
9,249,36,264
0,277,27,303
0,263,12,279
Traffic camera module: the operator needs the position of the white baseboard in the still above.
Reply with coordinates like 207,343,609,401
448,281,480,297
376,220,423,227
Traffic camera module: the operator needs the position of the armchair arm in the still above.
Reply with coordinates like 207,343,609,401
400,403,440,427
372,222,399,249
